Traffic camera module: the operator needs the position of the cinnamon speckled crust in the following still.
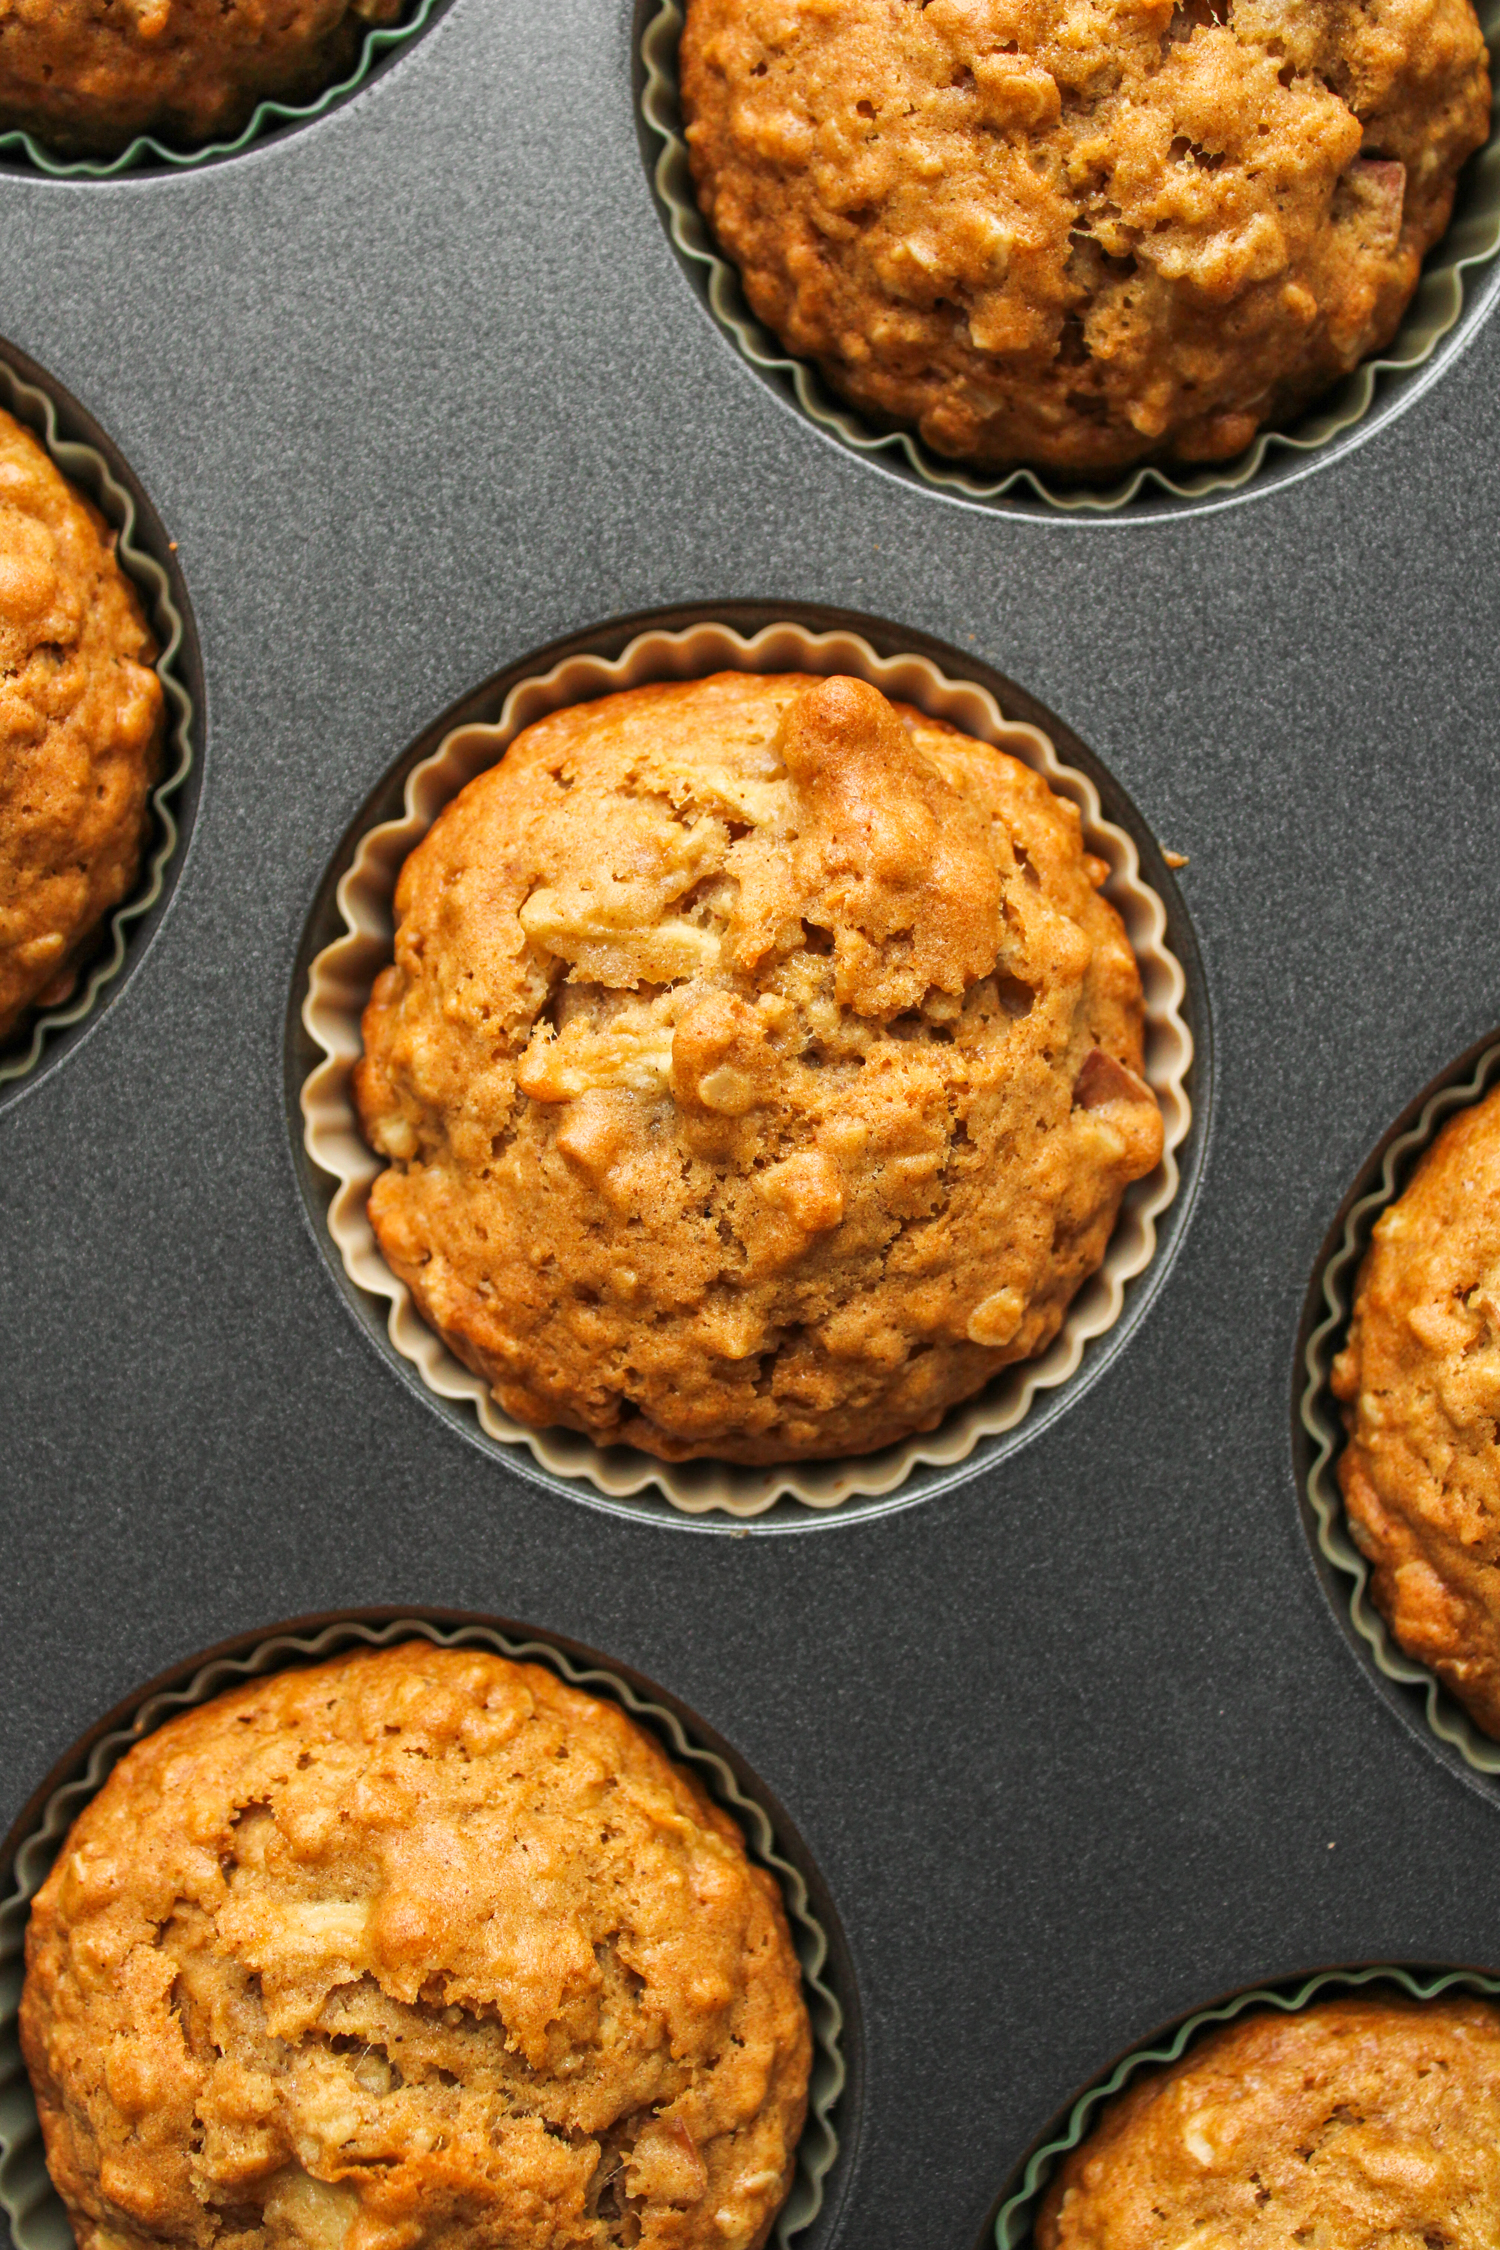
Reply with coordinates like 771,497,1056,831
0,0,405,158
1332,1086,1500,1739
353,671,1163,1464
20,1642,811,2250
1038,1996,1500,2248
0,406,162,1045
680,0,1490,479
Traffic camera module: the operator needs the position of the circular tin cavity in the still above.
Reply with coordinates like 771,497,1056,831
981,1961,1500,2249
637,0,1500,521
0,1608,855,2250
288,601,1208,1529
0,0,451,178
0,339,201,1112
1295,1026,1500,1802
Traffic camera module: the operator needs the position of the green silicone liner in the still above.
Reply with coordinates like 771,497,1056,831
0,356,195,1093
993,1962,1500,2246
642,0,1500,514
0,0,443,178
0,1615,844,2250
1299,1034,1500,1778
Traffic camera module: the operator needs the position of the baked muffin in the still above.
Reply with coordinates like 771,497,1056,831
0,0,405,158
679,0,1491,479
0,406,163,1047
1038,1994,1500,2246
353,670,1164,1465
1332,1085,1500,1737
20,1641,811,2250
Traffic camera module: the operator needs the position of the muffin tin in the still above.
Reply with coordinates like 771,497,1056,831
3,1,1500,2245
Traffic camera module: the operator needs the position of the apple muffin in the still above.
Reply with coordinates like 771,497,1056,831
20,1641,812,2250
0,0,406,158
353,670,1164,1464
0,404,163,1047
1332,1084,1500,1738
679,0,1491,479
1039,1994,1500,2247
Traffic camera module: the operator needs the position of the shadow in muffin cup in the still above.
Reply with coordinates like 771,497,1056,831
636,0,1500,520
0,1610,855,2250
0,339,201,1112
0,0,454,179
289,602,1205,1526
1295,1027,1500,1801
979,1961,1500,2250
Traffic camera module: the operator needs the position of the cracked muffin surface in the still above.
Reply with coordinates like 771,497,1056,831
19,1641,811,2250
352,670,1164,1465
0,0,406,157
1332,1085,1500,1739
0,405,163,1046
679,0,1491,478
1037,1995,1500,2248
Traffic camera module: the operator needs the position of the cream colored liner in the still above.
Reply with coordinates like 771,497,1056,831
0,1615,844,2250
302,620,1193,1516
1300,1033,1500,1777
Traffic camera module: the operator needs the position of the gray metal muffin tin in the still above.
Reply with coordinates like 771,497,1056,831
3,3,1500,2244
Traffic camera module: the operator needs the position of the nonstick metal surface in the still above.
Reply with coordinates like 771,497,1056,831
3,4,1500,2246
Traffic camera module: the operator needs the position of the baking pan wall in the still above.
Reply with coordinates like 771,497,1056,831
2,2,1500,2245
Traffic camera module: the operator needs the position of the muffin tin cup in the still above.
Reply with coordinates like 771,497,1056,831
0,348,197,1101
640,0,1500,517
1298,1029,1500,1785
0,1612,847,2250
989,1961,1500,2248
299,616,1194,1519
0,0,447,178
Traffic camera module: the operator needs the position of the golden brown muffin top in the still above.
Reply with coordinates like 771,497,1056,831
681,0,1490,477
1039,1995,1500,2248
20,1642,811,2250
1333,1085,1500,1737
0,0,405,157
0,404,162,1044
353,672,1163,1464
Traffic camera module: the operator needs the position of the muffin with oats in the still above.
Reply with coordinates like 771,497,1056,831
679,0,1491,479
0,0,406,158
352,670,1164,1465
1037,1994,1500,2246
0,405,163,1047
20,1641,811,2250
1332,1083,1500,1738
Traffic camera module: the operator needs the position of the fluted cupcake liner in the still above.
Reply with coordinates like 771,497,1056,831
992,1962,1500,2246
0,1614,846,2250
641,0,1500,515
0,351,196,1097
0,0,445,178
1299,1031,1500,1780
300,617,1194,1519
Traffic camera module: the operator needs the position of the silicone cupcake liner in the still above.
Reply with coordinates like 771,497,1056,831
0,1613,846,2250
992,1961,1500,2247
640,0,1500,516
0,0,446,178
1299,1031,1500,1780
0,352,196,1097
300,618,1194,1519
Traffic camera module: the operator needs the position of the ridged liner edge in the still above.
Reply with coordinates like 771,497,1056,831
300,618,1194,1517
0,1615,845,2250
641,0,1500,515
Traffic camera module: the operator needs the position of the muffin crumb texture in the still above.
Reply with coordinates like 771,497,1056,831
1039,1995,1500,2246
1333,1084,1500,1738
353,671,1164,1464
680,0,1491,477
20,1642,811,2250
0,405,162,1045
0,0,405,157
